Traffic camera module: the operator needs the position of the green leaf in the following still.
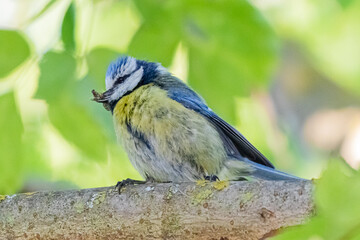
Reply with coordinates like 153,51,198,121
22,131,50,178
133,0,182,22
35,51,76,103
185,0,278,122
188,47,237,120
78,0,139,53
36,50,109,162
0,30,30,78
61,2,76,53
272,159,360,240
185,0,278,83
0,92,24,194
48,95,109,161
128,22,180,66
338,0,355,8
86,47,120,87
72,76,117,142
129,1,182,66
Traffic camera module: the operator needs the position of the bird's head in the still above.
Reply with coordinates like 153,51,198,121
92,56,168,111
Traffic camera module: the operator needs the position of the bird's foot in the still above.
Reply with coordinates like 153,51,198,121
115,178,147,194
204,175,219,182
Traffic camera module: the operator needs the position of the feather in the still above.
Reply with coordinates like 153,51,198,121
156,76,274,168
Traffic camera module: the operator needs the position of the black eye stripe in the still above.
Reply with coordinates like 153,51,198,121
114,73,131,85
112,64,144,87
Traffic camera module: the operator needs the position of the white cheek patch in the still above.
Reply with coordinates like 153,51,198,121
110,66,144,101
105,76,113,90
106,57,138,90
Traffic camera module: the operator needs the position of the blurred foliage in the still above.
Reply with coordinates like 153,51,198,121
0,1,360,237
272,159,360,240
0,30,30,78
0,92,24,193
261,0,360,95
61,3,76,53
36,51,76,103
129,0,278,120
86,47,119,87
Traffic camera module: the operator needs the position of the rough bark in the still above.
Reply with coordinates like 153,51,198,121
0,180,314,240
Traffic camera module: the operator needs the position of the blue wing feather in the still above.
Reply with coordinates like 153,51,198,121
156,77,275,169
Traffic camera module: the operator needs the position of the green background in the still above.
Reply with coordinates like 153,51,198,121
1,0,360,238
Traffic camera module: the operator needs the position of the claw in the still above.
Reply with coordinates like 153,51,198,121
115,178,147,194
204,175,219,182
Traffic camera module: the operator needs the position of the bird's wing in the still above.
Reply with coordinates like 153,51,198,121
165,83,274,168
204,112,274,168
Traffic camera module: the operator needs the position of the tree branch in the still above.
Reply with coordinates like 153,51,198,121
0,180,313,240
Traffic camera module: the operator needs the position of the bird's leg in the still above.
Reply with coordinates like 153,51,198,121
115,178,173,194
115,178,147,194
204,175,219,182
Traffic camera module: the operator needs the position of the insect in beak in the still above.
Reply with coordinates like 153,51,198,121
92,89,111,111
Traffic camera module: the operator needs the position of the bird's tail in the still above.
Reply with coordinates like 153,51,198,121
249,161,302,181
218,159,302,181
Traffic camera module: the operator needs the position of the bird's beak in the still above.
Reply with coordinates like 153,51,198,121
92,89,111,111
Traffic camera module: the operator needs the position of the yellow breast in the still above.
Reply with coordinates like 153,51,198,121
112,84,226,180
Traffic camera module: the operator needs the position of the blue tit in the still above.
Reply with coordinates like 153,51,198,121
92,56,300,185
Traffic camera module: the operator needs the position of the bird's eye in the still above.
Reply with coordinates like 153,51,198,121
114,73,131,86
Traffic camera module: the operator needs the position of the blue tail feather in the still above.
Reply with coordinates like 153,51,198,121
249,161,302,181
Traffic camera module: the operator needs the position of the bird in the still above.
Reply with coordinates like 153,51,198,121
92,56,300,191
